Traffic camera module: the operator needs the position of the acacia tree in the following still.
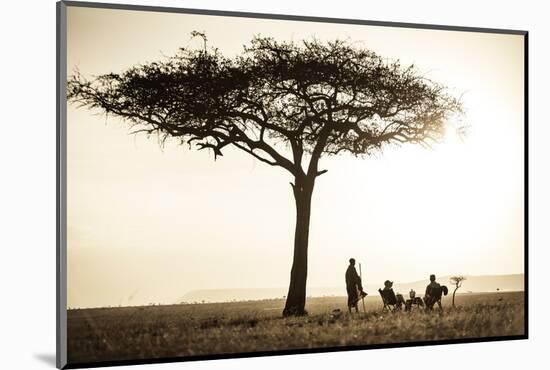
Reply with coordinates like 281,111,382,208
450,275,466,307
68,35,463,316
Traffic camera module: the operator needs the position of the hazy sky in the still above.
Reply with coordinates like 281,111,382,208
66,6,524,308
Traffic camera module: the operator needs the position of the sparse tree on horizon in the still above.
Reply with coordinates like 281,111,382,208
450,275,466,307
68,34,463,316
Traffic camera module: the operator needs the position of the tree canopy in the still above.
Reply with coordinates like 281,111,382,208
68,35,463,180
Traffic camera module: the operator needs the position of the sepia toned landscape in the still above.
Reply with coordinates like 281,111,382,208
63,4,526,367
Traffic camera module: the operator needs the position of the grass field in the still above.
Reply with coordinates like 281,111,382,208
67,291,524,365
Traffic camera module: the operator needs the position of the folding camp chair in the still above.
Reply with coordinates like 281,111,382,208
378,288,404,311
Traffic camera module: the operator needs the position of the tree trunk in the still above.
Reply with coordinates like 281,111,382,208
452,287,458,307
283,178,314,316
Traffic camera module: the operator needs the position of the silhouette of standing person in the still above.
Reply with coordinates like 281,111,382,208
346,258,367,313
424,274,443,310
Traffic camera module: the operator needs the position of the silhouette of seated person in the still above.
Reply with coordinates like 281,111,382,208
424,274,448,310
378,280,405,310
346,258,367,313
405,289,424,311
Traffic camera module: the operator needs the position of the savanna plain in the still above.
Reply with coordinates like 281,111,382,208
67,291,524,365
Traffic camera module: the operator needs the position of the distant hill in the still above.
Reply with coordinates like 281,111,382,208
178,273,524,303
